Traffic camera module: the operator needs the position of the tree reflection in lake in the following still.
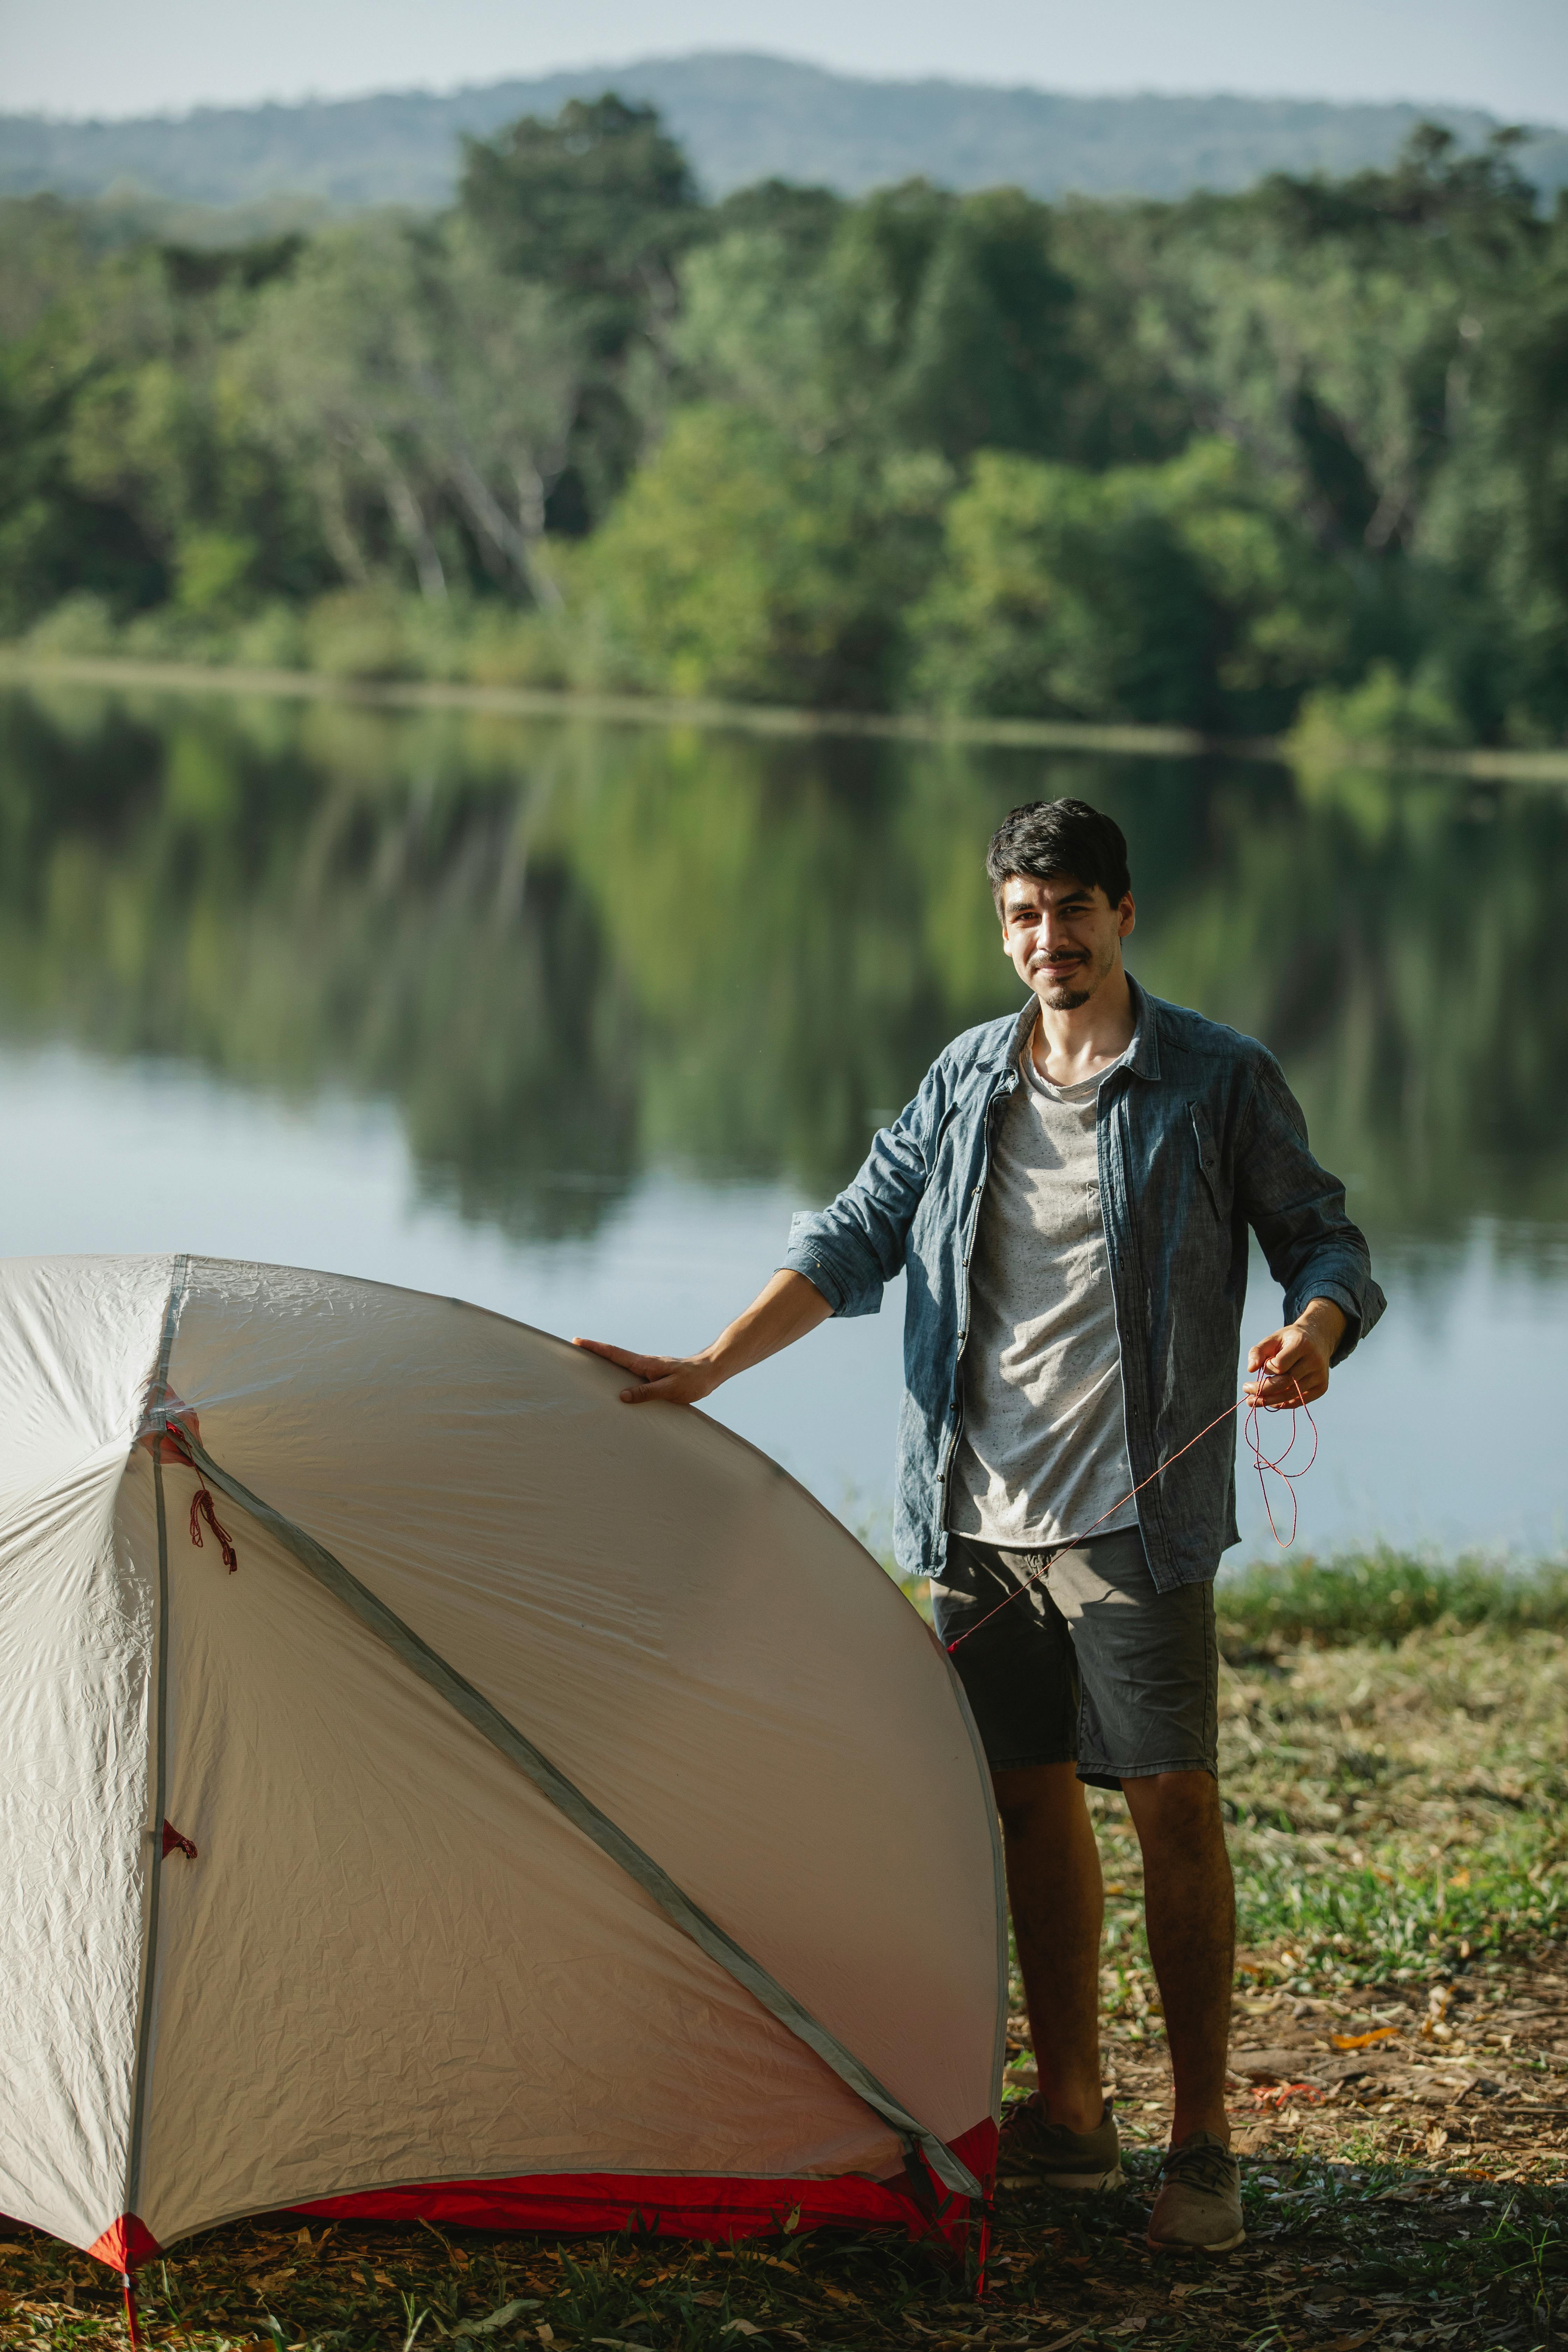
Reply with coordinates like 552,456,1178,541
0,684,1564,1257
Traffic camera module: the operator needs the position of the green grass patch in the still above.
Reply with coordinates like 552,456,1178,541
1216,1548,1568,1653
1230,1811,1568,1987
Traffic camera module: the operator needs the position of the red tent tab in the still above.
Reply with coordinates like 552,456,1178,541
88,2213,162,2270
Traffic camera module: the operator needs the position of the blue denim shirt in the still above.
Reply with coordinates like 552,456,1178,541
782,978,1385,1591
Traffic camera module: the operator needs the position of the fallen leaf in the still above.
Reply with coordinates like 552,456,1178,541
250,2268,296,2294
722,2325,764,2339
1330,2027,1401,2051
450,2298,541,2339
1252,2081,1326,2109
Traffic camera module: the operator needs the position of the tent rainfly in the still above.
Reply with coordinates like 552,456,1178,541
0,1254,1004,2286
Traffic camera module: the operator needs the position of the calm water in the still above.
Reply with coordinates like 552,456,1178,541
2,683,1564,1561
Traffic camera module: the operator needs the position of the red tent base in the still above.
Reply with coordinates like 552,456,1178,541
293,2120,997,2258
76,2123,996,2273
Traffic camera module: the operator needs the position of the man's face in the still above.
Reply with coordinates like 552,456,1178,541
999,871,1135,1011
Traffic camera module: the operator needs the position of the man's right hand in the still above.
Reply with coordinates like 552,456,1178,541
572,1270,833,1407
571,1339,720,1406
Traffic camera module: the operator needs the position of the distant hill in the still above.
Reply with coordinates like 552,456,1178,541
5,50,1567,216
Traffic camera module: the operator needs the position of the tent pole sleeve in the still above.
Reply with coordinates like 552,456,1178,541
125,1253,190,2230
176,1428,980,2203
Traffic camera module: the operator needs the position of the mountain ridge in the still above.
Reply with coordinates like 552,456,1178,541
5,50,1567,214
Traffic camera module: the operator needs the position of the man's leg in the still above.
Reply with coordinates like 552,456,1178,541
993,1760,1106,2135
1120,1769,1234,2145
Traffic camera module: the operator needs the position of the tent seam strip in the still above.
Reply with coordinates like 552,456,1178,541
172,1423,979,2203
124,1252,190,2230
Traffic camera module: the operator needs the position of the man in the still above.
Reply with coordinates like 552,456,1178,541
576,796,1384,2255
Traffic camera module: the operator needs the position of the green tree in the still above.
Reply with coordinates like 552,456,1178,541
459,95,706,529
239,216,585,606
910,438,1344,729
678,180,1077,467
585,404,896,705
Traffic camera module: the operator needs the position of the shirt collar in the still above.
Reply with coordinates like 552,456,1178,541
1002,973,1161,1083
1125,974,1161,1080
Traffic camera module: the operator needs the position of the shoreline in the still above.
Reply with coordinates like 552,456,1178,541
5,649,1568,782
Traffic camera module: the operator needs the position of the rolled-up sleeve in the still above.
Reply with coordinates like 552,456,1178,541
779,1080,938,1320
1237,1054,1386,1360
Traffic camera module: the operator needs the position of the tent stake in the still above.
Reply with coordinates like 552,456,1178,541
967,2201,993,2300
122,2271,145,2350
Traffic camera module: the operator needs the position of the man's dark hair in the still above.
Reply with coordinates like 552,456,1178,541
985,798,1131,911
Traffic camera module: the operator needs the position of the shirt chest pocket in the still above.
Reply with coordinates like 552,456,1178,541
1189,1101,1230,1224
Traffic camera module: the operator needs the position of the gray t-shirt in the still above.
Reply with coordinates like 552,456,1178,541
946,1031,1138,1548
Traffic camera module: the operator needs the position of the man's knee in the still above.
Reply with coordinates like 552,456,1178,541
1124,1768,1225,1849
992,1760,1084,1844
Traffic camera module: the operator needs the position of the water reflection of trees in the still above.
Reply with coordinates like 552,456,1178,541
0,686,1562,1248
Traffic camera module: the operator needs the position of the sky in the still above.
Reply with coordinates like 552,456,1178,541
2,0,1566,127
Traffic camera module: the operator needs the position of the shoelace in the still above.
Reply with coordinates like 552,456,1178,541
1159,2137,1236,2195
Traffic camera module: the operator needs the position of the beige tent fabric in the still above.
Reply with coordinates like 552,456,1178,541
0,1255,1004,2258
0,1258,171,2249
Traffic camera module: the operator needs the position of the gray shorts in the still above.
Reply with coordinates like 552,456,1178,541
931,1525,1219,1791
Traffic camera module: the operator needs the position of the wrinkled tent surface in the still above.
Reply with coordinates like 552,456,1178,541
0,1255,1004,2266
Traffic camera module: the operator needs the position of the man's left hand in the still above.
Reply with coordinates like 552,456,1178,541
1245,1299,1347,1409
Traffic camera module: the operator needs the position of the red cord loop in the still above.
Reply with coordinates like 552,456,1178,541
1242,1373,1317,1548
189,1481,238,1572
945,1370,1317,1657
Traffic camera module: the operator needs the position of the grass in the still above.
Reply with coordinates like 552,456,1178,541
5,1554,1568,2349
1214,1549,1568,1656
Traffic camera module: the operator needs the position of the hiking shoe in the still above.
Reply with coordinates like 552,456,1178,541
996,2094,1122,2192
1146,2132,1245,2254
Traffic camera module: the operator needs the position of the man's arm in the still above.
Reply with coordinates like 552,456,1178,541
576,1053,951,1405
574,1269,832,1406
1235,1052,1386,1412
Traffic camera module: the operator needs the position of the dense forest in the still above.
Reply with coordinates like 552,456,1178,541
4,96,1566,745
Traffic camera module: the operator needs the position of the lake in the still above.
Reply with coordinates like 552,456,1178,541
1,680,1563,1563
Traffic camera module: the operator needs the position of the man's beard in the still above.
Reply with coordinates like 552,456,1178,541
1034,948,1107,1009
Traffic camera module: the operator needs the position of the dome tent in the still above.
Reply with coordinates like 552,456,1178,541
0,1254,1003,2284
